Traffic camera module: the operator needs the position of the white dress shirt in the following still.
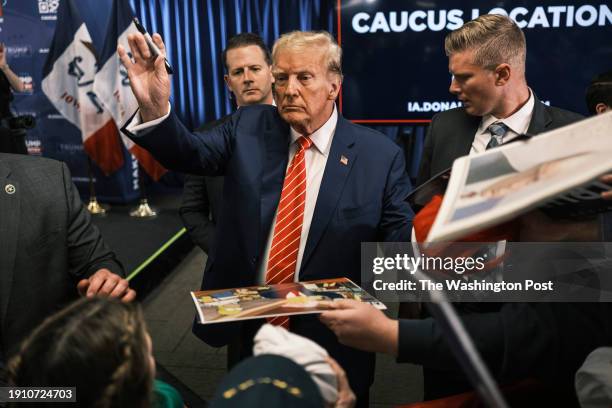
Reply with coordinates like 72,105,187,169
470,89,535,155
125,102,173,134
125,103,337,284
468,89,534,261
257,105,337,283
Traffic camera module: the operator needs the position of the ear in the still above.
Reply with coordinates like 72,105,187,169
224,73,236,95
494,63,511,86
327,76,341,101
595,103,610,115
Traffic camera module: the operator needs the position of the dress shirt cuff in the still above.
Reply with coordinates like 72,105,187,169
397,318,435,364
125,102,172,136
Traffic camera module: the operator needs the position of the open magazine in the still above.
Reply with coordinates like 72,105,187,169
191,277,386,325
427,111,612,242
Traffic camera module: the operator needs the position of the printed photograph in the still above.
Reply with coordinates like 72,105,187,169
191,278,386,324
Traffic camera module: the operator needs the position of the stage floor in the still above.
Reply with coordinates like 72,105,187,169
91,193,183,273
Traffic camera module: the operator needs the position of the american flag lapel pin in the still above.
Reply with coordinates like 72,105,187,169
340,155,348,165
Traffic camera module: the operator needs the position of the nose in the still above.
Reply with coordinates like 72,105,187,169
449,75,460,95
243,68,253,83
285,76,299,96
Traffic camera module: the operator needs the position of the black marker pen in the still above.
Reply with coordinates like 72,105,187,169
132,17,173,75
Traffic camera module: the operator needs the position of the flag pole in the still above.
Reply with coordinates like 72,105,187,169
86,157,109,215
130,163,157,218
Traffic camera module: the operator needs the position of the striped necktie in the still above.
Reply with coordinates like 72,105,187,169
486,122,509,150
265,136,313,327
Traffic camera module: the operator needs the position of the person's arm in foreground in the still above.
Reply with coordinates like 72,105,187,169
61,162,135,302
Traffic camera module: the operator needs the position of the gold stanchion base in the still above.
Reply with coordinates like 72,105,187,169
130,198,157,218
87,197,108,216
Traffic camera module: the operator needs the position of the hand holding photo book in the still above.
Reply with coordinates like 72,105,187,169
425,111,612,242
191,277,386,324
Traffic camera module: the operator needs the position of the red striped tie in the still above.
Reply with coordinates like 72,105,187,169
266,135,313,327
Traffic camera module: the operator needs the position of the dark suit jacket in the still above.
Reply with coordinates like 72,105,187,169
416,94,585,186
398,302,612,404
411,96,586,399
124,104,414,395
179,115,233,253
179,175,223,253
0,154,123,363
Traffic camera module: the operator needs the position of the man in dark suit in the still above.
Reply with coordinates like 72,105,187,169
417,14,582,187
119,30,413,405
0,153,135,377
180,33,274,255
412,14,582,399
325,14,590,402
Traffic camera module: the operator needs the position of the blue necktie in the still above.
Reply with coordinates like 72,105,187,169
486,122,509,150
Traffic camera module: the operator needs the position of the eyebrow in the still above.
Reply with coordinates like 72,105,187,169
271,69,315,76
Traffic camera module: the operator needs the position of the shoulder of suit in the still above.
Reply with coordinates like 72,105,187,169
340,119,402,156
430,106,474,124
196,105,280,132
541,103,585,125
0,153,63,175
232,104,285,129
236,104,279,118
197,113,234,131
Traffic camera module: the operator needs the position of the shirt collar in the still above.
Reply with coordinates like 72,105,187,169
478,88,535,136
289,104,337,157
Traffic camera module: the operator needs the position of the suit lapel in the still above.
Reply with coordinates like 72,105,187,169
0,159,19,326
527,94,552,135
456,113,481,157
300,116,356,272
259,121,290,256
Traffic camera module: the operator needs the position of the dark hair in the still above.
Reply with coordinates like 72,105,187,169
586,70,612,115
221,32,272,71
8,298,153,408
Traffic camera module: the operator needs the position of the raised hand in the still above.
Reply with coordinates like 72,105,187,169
117,33,170,122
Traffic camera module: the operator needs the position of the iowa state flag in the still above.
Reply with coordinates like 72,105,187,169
42,0,124,175
93,0,166,181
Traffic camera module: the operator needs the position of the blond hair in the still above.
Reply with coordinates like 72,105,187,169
445,14,526,72
272,30,343,80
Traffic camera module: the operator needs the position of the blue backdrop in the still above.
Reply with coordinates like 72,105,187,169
3,1,608,202
1,0,342,202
